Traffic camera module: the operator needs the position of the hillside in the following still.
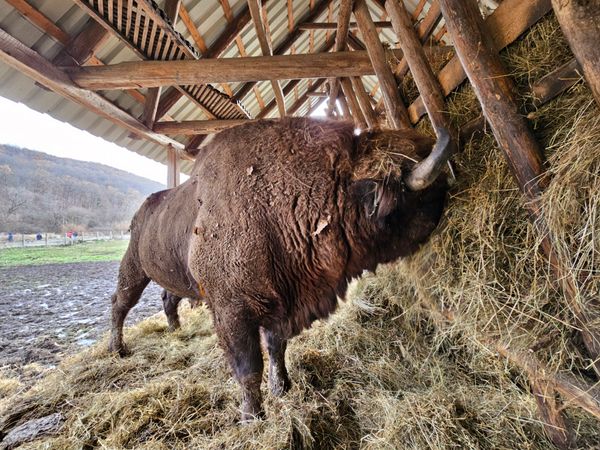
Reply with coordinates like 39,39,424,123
0,145,165,233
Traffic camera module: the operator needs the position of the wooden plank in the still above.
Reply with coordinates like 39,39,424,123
353,0,410,129
154,119,255,135
247,0,286,117
551,0,600,107
416,1,441,44
69,48,406,90
0,28,186,154
166,146,180,188
408,0,552,124
298,21,391,30
531,58,581,106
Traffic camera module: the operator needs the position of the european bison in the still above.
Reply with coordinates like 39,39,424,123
109,117,452,421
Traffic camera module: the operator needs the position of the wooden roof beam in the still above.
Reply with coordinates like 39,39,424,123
247,0,286,116
299,21,392,30
154,119,256,135
353,0,411,129
68,48,406,90
326,0,353,116
0,28,187,156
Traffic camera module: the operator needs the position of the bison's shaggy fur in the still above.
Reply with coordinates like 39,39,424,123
109,117,448,420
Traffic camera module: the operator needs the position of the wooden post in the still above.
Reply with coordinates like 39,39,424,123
353,0,410,129
337,94,352,120
44,233,48,247
21,233,25,247
167,145,180,188
350,76,378,128
327,0,353,117
340,77,368,130
386,0,453,137
439,0,600,440
551,0,600,108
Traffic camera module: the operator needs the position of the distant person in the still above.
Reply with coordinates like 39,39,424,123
66,231,73,239
7,232,13,242
73,231,78,239
36,233,42,241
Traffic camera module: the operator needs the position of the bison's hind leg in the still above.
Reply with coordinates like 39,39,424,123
262,329,291,397
108,250,150,357
161,289,183,331
214,305,265,423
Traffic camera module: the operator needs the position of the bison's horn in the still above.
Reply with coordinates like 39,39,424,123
404,128,454,191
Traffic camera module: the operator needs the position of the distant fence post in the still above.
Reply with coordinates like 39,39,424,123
96,231,99,241
64,233,67,245
21,233,25,247
110,230,113,240
45,233,48,247
120,230,123,240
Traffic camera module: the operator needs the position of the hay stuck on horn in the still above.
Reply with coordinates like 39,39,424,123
1,15,599,450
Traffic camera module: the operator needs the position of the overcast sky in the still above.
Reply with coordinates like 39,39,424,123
0,96,328,185
0,96,170,185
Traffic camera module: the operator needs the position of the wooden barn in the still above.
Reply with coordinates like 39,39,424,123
0,0,598,448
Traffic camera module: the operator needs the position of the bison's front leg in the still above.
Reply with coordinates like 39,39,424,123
215,307,265,422
263,329,291,397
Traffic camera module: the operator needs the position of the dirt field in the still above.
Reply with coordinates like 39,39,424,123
0,261,162,372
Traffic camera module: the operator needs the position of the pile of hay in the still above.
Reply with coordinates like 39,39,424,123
1,16,599,449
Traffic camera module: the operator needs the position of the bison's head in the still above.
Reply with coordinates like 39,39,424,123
348,127,454,265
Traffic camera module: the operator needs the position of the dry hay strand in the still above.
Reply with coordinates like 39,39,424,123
2,15,600,450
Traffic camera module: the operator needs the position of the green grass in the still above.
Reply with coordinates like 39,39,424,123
0,240,129,267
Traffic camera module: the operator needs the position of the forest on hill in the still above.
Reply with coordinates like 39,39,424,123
0,145,165,233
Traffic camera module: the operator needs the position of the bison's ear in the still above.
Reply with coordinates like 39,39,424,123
350,179,398,220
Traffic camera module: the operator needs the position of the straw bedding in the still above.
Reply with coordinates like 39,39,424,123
1,16,598,449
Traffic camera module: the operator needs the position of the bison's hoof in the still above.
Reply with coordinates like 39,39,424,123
108,341,131,357
167,320,181,332
240,408,265,424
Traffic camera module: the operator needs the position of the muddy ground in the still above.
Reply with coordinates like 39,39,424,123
0,261,163,376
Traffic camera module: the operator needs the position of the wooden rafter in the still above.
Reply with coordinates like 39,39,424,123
350,76,378,128
340,77,368,129
247,0,286,117
232,0,332,103
154,119,256,135
156,2,255,120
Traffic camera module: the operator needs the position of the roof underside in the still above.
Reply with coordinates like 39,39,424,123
0,0,458,174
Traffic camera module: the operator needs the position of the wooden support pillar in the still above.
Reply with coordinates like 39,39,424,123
167,145,180,188
353,0,410,129
350,76,378,128
551,0,600,108
439,1,600,443
340,77,368,130
386,0,453,138
327,0,354,117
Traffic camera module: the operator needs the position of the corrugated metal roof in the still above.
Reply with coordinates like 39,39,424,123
0,0,477,176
